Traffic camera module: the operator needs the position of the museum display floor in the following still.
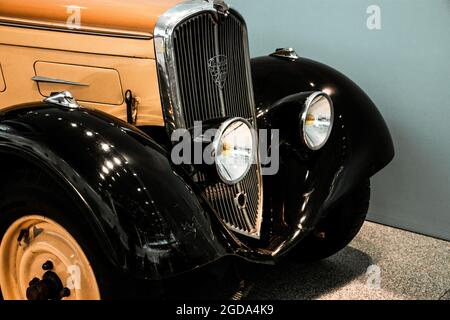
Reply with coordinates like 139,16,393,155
241,222,450,300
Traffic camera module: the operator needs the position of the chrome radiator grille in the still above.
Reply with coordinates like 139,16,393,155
155,6,263,238
202,165,261,236
173,13,254,127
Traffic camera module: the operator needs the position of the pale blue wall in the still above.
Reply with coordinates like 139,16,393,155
229,0,450,240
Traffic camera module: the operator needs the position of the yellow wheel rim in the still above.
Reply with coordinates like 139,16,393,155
0,215,100,300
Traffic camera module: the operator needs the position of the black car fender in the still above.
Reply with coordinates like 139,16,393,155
0,103,254,281
252,55,394,207
250,56,394,256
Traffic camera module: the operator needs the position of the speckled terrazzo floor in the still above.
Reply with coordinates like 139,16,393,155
242,221,450,300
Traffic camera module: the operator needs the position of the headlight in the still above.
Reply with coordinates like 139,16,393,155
301,92,334,150
213,118,255,185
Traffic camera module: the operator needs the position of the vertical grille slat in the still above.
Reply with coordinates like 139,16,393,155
172,12,263,238
204,16,215,121
194,19,202,122
242,171,256,223
231,21,241,118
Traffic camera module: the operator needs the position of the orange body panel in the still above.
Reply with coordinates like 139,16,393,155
0,0,183,126
0,0,180,36
34,61,124,105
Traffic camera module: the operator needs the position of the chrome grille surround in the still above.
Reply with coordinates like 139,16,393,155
154,0,263,238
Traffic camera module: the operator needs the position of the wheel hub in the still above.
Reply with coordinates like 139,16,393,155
26,260,71,300
0,215,100,300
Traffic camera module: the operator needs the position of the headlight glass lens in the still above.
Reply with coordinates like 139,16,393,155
302,92,334,150
214,119,255,184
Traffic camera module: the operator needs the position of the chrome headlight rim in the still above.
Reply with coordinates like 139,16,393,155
212,117,256,185
301,91,334,151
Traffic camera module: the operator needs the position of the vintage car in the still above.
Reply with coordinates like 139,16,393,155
0,0,394,300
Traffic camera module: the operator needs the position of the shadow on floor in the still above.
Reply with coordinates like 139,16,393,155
149,245,373,300
240,246,373,300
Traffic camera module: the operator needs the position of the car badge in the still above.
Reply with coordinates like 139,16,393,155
208,55,228,90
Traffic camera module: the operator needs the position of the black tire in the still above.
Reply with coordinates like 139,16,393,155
289,180,371,262
0,167,135,300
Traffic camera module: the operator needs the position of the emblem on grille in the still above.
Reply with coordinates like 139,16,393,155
208,55,228,90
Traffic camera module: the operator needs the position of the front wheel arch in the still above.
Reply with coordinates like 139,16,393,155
289,179,371,262
251,56,394,208
0,150,122,269
0,166,136,299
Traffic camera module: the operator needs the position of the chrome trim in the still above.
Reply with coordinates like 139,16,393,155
44,91,80,109
154,0,259,130
32,76,89,87
154,0,216,131
155,0,264,239
300,91,334,151
270,48,300,61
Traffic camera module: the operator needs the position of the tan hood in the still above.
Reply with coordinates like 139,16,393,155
0,0,182,37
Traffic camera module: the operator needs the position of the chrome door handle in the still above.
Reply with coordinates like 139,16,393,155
31,76,89,87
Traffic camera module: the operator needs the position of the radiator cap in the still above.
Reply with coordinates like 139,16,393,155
270,48,300,61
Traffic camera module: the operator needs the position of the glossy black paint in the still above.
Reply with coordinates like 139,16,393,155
252,56,394,180
248,56,394,256
0,103,262,281
0,55,394,281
